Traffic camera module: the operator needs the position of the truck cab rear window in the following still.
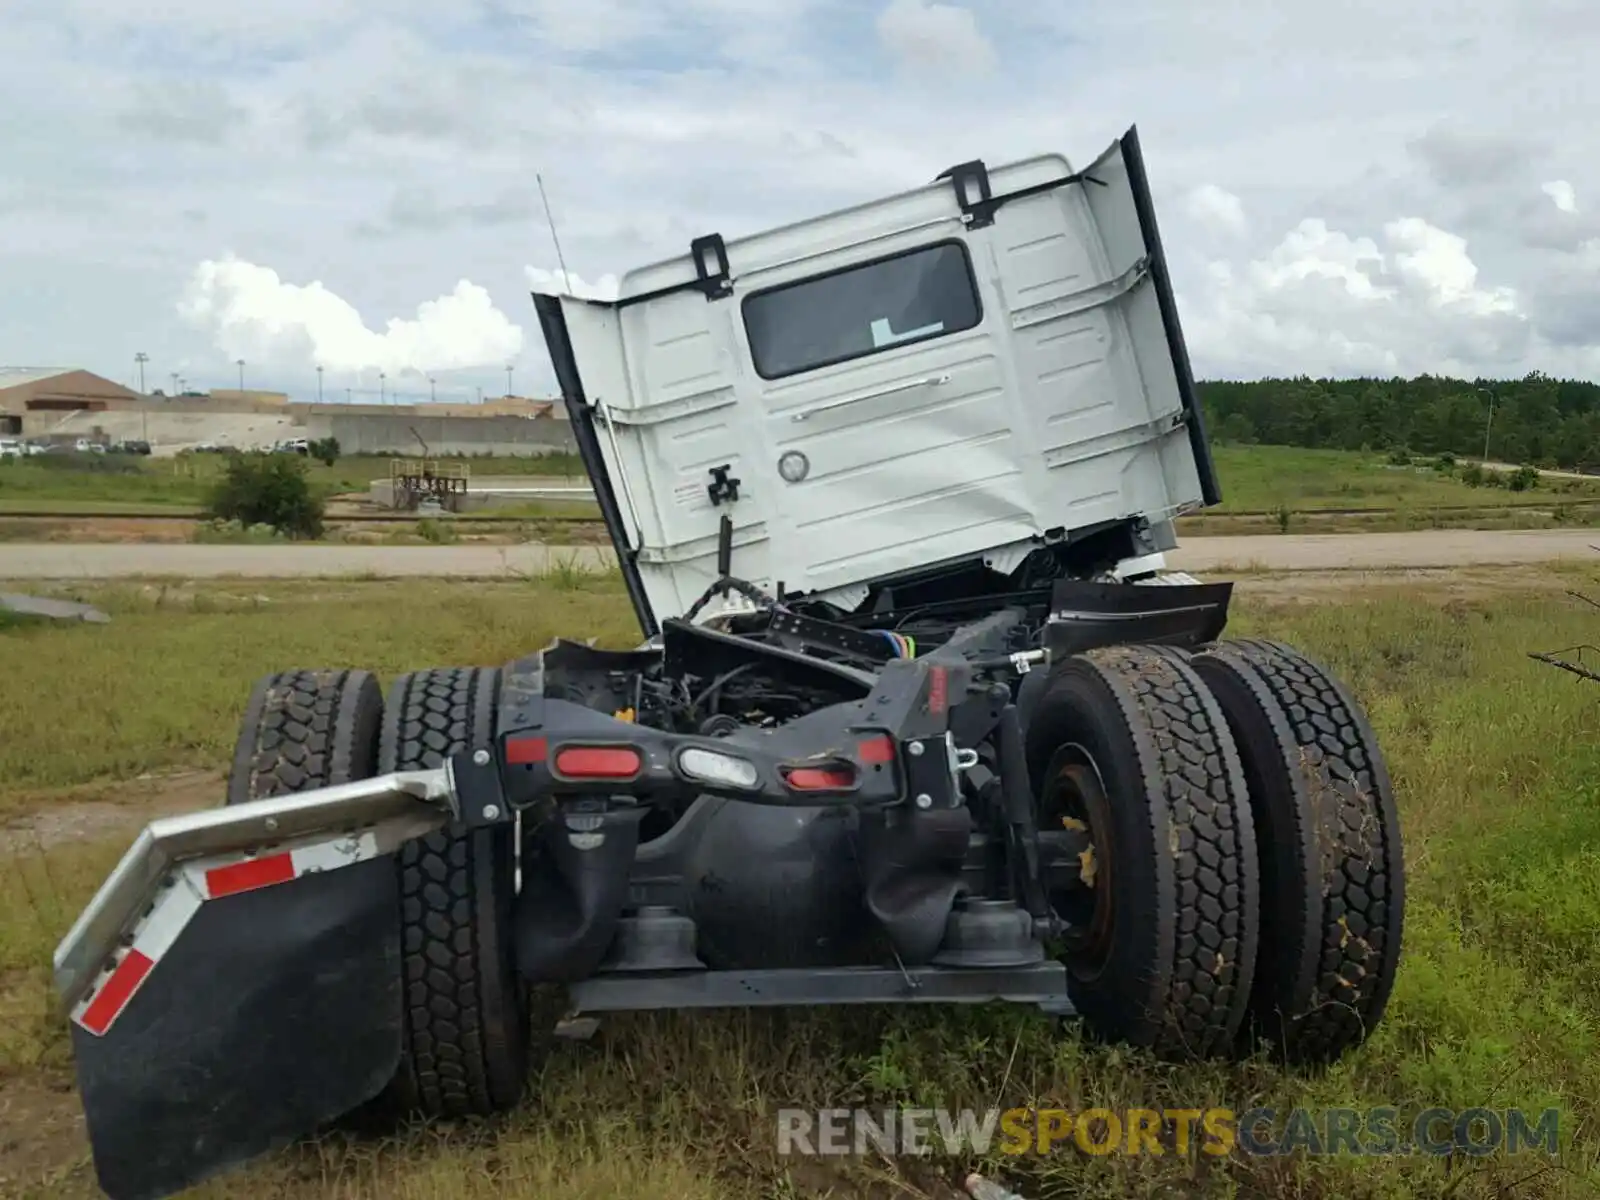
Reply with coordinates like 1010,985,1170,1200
741,241,981,380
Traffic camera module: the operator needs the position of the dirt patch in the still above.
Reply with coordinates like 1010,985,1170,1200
0,770,221,856
0,1068,90,1196
0,517,201,545
779,1155,972,1199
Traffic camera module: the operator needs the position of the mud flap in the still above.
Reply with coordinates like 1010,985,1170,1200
71,856,403,1200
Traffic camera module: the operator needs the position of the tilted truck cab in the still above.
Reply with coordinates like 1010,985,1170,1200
534,127,1220,632
52,126,1403,1200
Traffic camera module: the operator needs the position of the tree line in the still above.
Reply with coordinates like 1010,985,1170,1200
1197,373,1600,470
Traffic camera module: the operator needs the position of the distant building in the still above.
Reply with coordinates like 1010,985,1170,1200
207,388,290,407
0,367,143,433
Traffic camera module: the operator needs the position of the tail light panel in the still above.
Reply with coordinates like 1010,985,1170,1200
550,744,645,781
677,747,761,790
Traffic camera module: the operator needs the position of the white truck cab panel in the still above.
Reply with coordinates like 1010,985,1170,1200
534,125,1220,633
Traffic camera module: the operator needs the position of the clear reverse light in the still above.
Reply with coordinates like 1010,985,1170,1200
678,748,760,789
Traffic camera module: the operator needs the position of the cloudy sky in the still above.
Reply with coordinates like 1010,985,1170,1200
2,0,1597,403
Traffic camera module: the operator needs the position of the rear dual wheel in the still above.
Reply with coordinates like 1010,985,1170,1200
376,667,532,1118
226,666,533,1122
1191,640,1405,1064
1024,645,1260,1060
1025,639,1403,1065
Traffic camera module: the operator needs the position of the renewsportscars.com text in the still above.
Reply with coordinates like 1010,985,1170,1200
776,1106,1561,1158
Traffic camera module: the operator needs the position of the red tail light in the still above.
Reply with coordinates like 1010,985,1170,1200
784,764,857,791
552,745,644,779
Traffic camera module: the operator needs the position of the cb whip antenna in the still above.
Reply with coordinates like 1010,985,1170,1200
536,173,573,295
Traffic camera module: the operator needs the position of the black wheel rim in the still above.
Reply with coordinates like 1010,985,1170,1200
1039,743,1116,983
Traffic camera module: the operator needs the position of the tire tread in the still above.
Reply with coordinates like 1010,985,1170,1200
378,667,526,1118
1032,644,1260,1059
1197,638,1404,1062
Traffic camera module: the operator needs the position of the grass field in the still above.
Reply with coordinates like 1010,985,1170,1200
3,446,1597,528
0,452,588,511
3,569,1600,1198
1208,446,1600,513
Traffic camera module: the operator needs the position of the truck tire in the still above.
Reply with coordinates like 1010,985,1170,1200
1023,644,1260,1060
1190,639,1405,1064
375,667,531,1119
226,669,383,806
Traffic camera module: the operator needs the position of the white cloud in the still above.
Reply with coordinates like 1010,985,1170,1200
1384,218,1518,315
4,0,1600,395
876,0,997,74
1245,219,1391,300
525,267,621,301
1183,184,1247,237
178,258,524,376
1542,179,1579,213
1182,215,1531,379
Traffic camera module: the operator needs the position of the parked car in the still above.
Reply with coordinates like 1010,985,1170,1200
0,438,21,460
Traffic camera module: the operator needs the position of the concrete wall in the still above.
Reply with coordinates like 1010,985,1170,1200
20,409,305,448
20,407,578,457
207,389,291,407
326,414,576,457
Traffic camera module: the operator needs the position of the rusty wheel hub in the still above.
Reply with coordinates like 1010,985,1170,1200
1040,747,1116,981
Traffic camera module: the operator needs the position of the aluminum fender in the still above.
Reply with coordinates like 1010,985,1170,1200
54,768,455,1012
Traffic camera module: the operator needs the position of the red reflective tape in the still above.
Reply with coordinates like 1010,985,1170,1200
205,852,296,898
927,666,948,715
857,736,896,765
505,736,548,764
78,950,155,1036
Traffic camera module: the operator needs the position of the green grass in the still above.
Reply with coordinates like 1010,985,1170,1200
0,452,586,510
1209,445,1600,513
3,572,1600,1197
6,446,1598,538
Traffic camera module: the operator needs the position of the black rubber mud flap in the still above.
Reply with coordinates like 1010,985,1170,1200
72,858,403,1200
69,667,406,1200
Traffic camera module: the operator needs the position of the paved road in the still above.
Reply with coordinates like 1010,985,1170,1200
1167,528,1600,571
1481,460,1596,482
0,529,1597,580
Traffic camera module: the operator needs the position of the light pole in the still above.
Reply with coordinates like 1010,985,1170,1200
236,359,245,390
316,365,324,403
476,385,483,403
170,372,179,394
379,372,387,404
1477,386,1496,465
134,353,150,442
505,364,513,397
346,387,352,402
429,376,436,403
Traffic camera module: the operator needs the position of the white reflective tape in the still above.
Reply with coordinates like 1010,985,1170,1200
69,828,392,1037
70,874,203,1035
